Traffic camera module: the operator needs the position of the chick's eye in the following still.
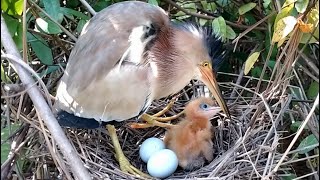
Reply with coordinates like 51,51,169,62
203,62,209,67
200,103,209,110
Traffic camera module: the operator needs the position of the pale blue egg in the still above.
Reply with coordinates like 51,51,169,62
147,149,178,178
139,138,165,163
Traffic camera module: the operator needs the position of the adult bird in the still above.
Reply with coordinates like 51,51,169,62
53,1,230,177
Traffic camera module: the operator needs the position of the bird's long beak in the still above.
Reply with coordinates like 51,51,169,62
199,65,230,118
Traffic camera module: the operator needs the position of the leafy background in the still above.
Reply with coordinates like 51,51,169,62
1,0,319,179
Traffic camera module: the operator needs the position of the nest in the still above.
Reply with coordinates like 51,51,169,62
55,80,298,180
3,74,313,180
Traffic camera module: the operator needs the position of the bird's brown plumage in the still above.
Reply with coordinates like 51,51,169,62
54,1,229,126
164,97,220,170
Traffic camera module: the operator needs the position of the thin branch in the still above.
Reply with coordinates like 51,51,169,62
162,0,267,31
270,94,319,175
1,15,91,180
79,0,96,16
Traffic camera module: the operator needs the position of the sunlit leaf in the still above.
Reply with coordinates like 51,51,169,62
307,81,319,99
274,0,295,25
226,25,236,39
212,16,227,41
263,0,271,9
297,134,318,154
295,0,309,13
27,32,53,65
244,51,260,75
148,0,158,6
35,18,62,34
199,19,208,26
239,3,257,15
1,0,23,16
272,16,297,43
43,0,63,23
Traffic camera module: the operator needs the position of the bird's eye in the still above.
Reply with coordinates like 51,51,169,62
203,62,209,67
200,103,209,110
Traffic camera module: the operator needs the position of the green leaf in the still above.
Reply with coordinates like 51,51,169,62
60,7,90,20
76,19,87,34
35,17,62,34
239,3,257,15
148,0,158,6
175,11,190,20
295,0,309,13
2,13,20,37
199,18,208,26
244,51,261,75
263,0,272,9
1,0,24,16
272,16,297,43
66,0,80,8
93,1,112,12
226,25,236,40
212,16,227,42
42,0,63,23
13,22,23,50
268,60,276,70
251,66,262,78
27,32,53,65
307,81,319,99
1,123,21,164
201,1,217,12
297,134,318,154
274,0,295,25
181,2,197,13
290,121,309,132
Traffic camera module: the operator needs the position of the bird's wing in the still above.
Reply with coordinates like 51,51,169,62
64,1,169,93
54,2,169,120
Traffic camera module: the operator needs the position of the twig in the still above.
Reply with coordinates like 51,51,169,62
1,15,91,180
232,11,276,46
270,94,319,175
2,54,52,108
79,0,96,16
162,0,267,31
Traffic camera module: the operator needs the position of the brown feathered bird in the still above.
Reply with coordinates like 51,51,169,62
53,1,229,177
164,97,220,170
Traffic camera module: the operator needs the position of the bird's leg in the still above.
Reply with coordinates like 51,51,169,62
130,111,184,129
152,98,177,117
106,125,150,178
130,97,184,129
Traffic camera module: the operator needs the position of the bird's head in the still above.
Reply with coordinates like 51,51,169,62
185,97,221,121
171,24,230,117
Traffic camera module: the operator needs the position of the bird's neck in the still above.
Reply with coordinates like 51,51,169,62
149,28,194,99
186,112,211,131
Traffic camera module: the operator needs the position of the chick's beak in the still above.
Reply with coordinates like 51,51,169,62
199,65,230,118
